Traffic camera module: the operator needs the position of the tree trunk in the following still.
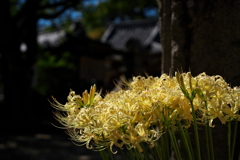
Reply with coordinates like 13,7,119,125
158,0,172,74
0,0,38,133
159,0,240,159
161,0,240,86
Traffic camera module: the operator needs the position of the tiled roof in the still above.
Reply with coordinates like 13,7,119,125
37,28,116,59
101,18,161,53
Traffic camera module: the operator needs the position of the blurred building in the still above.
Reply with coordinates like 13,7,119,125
36,19,162,90
36,22,123,90
101,18,162,77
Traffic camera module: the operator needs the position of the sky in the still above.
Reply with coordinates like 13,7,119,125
38,9,82,30
37,0,158,30
18,0,158,30
37,0,103,30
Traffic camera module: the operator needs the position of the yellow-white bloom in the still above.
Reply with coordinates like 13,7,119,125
52,72,240,153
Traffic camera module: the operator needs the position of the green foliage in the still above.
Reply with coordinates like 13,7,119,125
35,51,77,95
36,51,75,69
81,0,158,32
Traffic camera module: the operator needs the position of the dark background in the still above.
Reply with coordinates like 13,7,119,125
0,0,158,159
1,0,240,160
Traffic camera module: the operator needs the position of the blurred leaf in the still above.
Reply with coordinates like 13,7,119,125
81,0,158,34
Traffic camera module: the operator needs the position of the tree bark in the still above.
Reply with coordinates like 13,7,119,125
161,0,240,86
158,0,172,74
0,0,38,132
159,0,240,159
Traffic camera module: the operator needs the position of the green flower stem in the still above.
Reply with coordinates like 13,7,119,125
184,129,195,159
177,121,194,160
99,147,114,160
203,101,214,160
153,139,163,160
129,148,135,160
107,148,114,160
159,134,168,160
205,125,214,160
190,101,201,160
228,120,238,160
231,120,238,160
159,112,171,160
120,149,128,160
99,149,108,160
179,79,201,160
162,132,170,160
141,143,151,160
228,121,232,160
205,126,210,159
151,146,160,160
168,125,182,160
134,148,144,160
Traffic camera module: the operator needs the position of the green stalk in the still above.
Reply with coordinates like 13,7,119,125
184,129,195,160
108,148,114,160
141,143,151,160
160,134,167,160
231,120,238,160
205,125,210,160
209,133,214,160
129,148,135,160
120,149,128,160
153,139,163,160
205,124,214,160
228,121,232,160
162,132,170,160
203,101,214,160
99,149,108,160
190,101,201,160
227,120,238,160
177,121,194,160
168,126,182,160
159,111,170,160
179,79,201,160
134,148,144,160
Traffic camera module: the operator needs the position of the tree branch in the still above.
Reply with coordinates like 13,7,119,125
38,0,81,10
37,0,82,19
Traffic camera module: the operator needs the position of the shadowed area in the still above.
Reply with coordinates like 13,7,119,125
0,133,103,160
